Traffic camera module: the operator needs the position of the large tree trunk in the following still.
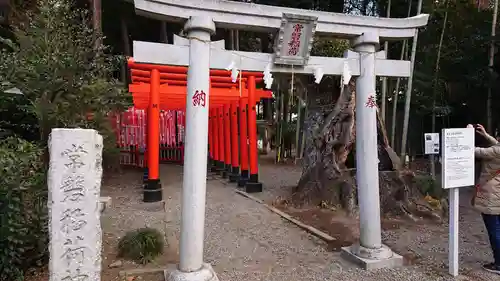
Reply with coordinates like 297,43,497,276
90,0,102,48
293,82,357,212
292,83,443,220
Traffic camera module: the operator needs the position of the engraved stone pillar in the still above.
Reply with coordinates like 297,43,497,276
48,129,103,281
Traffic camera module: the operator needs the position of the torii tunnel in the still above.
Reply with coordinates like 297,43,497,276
127,59,272,202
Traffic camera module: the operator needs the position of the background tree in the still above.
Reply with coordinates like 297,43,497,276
0,0,130,166
0,1,130,279
279,0,497,219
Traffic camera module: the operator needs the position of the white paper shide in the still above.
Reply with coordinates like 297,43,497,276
441,128,475,189
48,129,103,281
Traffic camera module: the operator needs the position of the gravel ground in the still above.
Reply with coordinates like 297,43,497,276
160,164,348,281
27,154,499,281
254,153,498,280
97,157,499,281
100,169,177,281
254,154,303,202
380,188,498,281
162,164,497,280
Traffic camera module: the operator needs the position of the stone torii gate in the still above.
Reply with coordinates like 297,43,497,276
131,1,429,280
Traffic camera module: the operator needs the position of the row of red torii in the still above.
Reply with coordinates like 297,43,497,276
112,108,186,167
127,59,272,202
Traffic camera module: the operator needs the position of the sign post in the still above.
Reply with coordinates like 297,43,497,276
441,128,475,277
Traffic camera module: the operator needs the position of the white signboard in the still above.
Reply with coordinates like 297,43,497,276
441,128,475,189
440,127,474,277
424,133,440,154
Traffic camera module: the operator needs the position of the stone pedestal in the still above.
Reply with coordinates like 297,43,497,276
245,174,262,193
341,244,403,270
48,129,103,281
165,264,219,281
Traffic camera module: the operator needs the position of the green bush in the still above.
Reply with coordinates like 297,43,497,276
0,0,131,169
117,228,165,264
0,137,47,281
414,174,444,199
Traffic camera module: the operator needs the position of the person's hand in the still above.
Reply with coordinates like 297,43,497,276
475,124,487,136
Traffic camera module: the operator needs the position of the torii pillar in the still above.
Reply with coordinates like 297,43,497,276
340,32,403,269
166,16,220,281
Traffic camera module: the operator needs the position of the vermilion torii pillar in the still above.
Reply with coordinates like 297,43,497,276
223,104,232,177
210,109,219,173
228,102,240,182
245,75,263,193
208,113,214,170
217,107,225,176
238,96,250,187
144,69,162,202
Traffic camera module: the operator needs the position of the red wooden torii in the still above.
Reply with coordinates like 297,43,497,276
128,59,271,201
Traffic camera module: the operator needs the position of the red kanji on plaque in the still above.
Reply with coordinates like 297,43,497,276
365,95,377,108
287,23,304,56
192,90,206,107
